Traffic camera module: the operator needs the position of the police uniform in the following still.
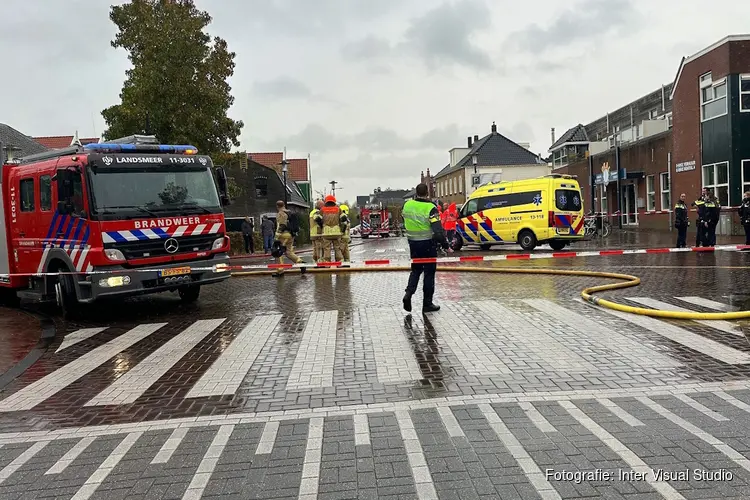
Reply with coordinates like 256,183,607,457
705,197,719,246
339,204,351,262
309,205,323,263
674,200,689,248
315,195,344,262
738,195,750,245
402,196,448,313
693,198,707,247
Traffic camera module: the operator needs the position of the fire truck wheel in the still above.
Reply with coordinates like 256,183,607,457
56,274,79,319
178,285,201,303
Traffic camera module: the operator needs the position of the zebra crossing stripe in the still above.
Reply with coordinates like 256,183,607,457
151,427,188,464
0,440,49,485
286,311,338,391
524,299,679,368
46,436,96,474
182,425,234,500
676,296,735,312
71,432,143,500
579,299,750,365
0,323,167,412
473,301,595,372
628,297,742,336
85,319,226,407
364,308,422,384
186,314,282,399
56,328,108,353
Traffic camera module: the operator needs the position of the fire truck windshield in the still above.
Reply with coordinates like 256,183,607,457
89,167,221,219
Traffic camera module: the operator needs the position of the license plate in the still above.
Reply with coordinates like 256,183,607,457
159,267,191,277
557,227,570,235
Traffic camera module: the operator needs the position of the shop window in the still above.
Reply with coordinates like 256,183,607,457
646,175,655,211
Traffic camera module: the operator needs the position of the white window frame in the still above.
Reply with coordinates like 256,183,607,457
741,74,750,113
646,175,656,211
659,172,670,210
702,161,730,207
700,72,728,122
742,159,750,194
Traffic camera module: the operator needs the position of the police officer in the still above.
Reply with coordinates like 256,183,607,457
692,190,708,247
674,193,689,248
705,192,720,246
315,195,344,262
339,204,351,262
739,191,750,245
402,183,449,313
309,200,324,263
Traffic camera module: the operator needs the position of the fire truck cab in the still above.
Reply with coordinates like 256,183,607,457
358,205,390,238
0,135,232,313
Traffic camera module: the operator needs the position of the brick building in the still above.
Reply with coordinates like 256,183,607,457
248,152,312,204
551,34,750,235
434,122,549,206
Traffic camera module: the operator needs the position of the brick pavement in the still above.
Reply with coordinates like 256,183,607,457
0,237,748,498
0,309,43,377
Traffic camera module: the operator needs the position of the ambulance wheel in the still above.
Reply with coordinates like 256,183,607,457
518,230,537,251
548,240,567,251
480,244,493,251
178,285,201,303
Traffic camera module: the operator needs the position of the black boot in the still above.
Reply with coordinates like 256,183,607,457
422,303,440,313
403,293,412,312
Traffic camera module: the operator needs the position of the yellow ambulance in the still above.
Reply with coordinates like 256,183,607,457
454,174,585,251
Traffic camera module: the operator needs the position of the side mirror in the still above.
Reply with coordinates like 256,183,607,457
220,194,231,206
215,167,230,206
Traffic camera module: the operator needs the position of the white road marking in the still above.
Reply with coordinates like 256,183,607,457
673,394,728,421
151,427,188,464
299,417,324,500
628,297,742,337
363,308,422,384
0,323,167,412
286,311,338,391
182,425,234,500
597,399,644,427
85,319,226,407
519,402,557,433
186,315,282,398
255,421,279,455
46,436,96,474
70,432,142,500
56,328,108,353
395,410,437,500
676,296,735,312
0,441,50,485
437,407,465,438
353,415,371,446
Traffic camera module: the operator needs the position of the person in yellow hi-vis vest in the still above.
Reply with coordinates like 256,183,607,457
339,204,351,262
309,200,324,262
315,195,344,262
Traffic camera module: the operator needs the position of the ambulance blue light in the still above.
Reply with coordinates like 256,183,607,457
83,144,199,154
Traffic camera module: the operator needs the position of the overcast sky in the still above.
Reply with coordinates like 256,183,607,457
2,0,749,202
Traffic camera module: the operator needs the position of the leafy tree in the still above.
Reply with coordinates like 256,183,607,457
102,0,243,155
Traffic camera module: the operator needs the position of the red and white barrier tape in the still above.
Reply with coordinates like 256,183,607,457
1,244,748,279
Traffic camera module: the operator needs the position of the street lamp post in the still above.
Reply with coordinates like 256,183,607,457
471,154,478,193
280,159,289,206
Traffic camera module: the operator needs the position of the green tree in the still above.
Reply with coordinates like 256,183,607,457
102,0,243,155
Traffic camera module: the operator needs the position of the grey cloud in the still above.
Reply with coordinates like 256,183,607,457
271,123,464,153
341,36,393,61
505,0,640,55
399,0,493,70
253,77,312,99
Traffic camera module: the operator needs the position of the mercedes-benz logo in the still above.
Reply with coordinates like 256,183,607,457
164,238,179,254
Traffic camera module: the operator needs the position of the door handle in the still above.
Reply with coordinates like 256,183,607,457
19,232,25,238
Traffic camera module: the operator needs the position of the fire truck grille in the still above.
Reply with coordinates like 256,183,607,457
107,234,218,259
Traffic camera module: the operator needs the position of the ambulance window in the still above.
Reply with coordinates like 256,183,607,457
555,189,582,211
462,199,478,216
40,175,52,211
20,178,35,212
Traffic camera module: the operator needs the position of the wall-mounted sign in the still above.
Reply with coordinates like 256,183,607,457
675,160,696,173
601,162,611,184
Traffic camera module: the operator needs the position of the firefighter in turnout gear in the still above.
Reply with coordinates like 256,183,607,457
402,183,449,313
674,193,689,248
315,195,344,262
309,200,324,263
739,192,750,245
339,204,351,262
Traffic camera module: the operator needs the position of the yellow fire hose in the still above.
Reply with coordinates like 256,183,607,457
232,265,750,321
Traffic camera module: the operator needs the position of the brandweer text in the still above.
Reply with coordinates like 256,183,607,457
134,217,201,229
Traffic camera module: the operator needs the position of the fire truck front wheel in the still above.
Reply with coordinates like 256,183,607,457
56,274,79,318
178,285,201,303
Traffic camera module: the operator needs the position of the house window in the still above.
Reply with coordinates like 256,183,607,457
660,172,670,210
254,176,268,198
702,161,730,206
20,178,35,212
742,159,750,193
649,109,658,119
40,175,52,211
741,74,750,112
552,148,568,169
646,175,655,211
665,112,673,128
700,72,728,121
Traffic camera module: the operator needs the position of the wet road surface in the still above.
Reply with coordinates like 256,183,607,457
1,234,750,499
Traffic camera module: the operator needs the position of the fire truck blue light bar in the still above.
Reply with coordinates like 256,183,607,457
83,144,199,154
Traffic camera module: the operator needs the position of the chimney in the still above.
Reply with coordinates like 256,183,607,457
491,121,497,134
426,168,431,177
473,135,479,142
467,136,472,148
551,127,555,144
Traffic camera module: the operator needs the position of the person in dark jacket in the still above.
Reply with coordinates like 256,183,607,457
739,191,750,245
705,192,720,246
692,189,708,247
674,193,689,248
241,216,254,254
261,216,275,254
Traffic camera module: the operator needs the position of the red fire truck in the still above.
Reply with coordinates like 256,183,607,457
358,205,390,238
0,135,232,314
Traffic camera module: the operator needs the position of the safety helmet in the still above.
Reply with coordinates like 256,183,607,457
340,204,349,214
325,194,336,203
